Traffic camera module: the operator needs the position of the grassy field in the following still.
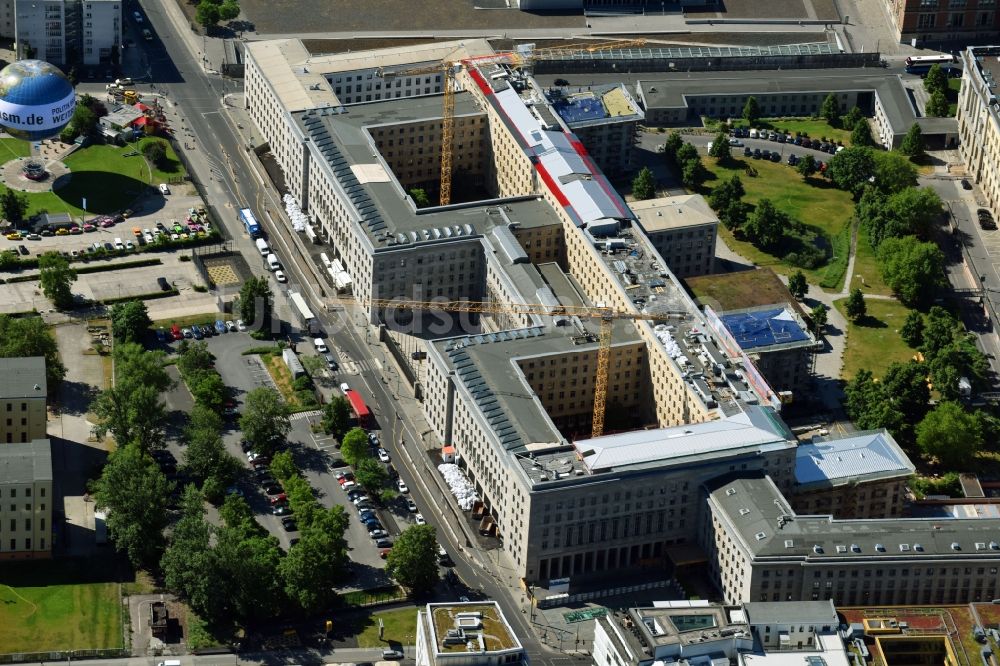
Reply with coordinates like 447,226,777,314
0,579,122,652
730,116,851,145
834,297,916,379
849,226,893,296
151,312,226,330
699,156,855,287
356,608,418,648
0,138,187,218
947,77,961,117
135,137,187,184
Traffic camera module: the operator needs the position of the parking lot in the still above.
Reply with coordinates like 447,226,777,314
158,331,396,588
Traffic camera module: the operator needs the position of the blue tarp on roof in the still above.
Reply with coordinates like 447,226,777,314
721,308,808,350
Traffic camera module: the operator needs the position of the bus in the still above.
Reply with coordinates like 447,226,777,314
905,54,955,75
239,208,261,237
288,291,318,332
344,389,372,428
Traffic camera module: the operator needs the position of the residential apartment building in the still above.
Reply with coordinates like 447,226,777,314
415,602,525,666
703,474,1000,606
0,438,53,559
957,46,1000,225
0,357,47,444
886,0,999,45
791,430,914,519
13,0,120,66
629,195,717,279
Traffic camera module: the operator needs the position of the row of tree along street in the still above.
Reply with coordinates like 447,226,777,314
88,301,441,639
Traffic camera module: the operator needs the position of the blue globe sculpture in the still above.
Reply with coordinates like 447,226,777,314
0,60,76,141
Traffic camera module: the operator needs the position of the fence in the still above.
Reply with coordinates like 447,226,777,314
0,649,129,664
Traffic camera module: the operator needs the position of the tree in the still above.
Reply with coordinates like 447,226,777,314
631,166,656,200
269,450,297,482
850,120,876,148
218,0,240,20
675,142,698,166
844,369,901,434
809,304,828,336
90,344,173,449
184,407,239,492
872,151,918,194
161,485,226,623
742,96,761,124
177,341,215,376
340,427,370,467
796,154,817,179
708,132,731,161
820,93,841,125
844,288,866,322
924,64,948,96
91,442,172,568
355,457,389,496
0,250,18,269
708,174,748,230
927,336,990,400
0,189,28,227
922,307,964,357
195,0,221,27
38,251,77,309
236,275,273,335
663,131,684,162
899,124,925,158
280,527,344,612
681,159,707,190
858,185,940,248
901,310,925,348
882,361,932,430
916,401,982,467
877,235,945,307
841,106,864,131
321,396,351,440
743,198,787,250
0,314,66,386
827,146,876,197
788,270,808,300
409,188,431,208
214,521,284,621
926,90,950,117
141,140,167,168
187,370,226,411
386,524,439,595
110,300,151,344
239,387,290,454
70,104,97,136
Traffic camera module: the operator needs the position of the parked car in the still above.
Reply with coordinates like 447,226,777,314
406,498,418,513
225,320,237,332
397,479,409,493
378,448,390,463
415,513,426,525
753,148,761,159
369,528,389,539
236,319,247,331
313,337,328,353
375,538,393,549
159,183,170,195
962,178,973,190
770,152,781,162
743,147,753,157
17,244,28,255
274,269,287,283
382,650,404,660
324,354,338,370
272,504,291,516
728,138,743,146
157,277,170,291
281,517,298,532
155,327,167,343
214,320,227,334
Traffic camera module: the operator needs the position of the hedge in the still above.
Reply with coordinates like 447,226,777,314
3,257,163,284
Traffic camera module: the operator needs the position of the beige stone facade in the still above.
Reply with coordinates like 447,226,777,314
958,46,1000,225
0,357,47,445
0,439,52,559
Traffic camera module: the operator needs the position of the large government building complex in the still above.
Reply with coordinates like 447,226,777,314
244,39,1000,602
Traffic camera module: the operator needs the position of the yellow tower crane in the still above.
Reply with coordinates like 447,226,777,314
377,62,458,206
336,296,663,438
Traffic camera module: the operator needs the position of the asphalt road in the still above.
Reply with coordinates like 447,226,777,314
130,2,580,663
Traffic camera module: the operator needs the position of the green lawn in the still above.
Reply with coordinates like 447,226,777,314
0,138,187,218
730,116,852,146
833,297,916,380
356,608,418,648
700,156,855,288
0,580,122,652
849,224,893,296
947,77,961,117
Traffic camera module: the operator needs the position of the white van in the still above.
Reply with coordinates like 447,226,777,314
157,661,181,666
114,237,124,250
266,253,280,271
255,238,270,256
320,252,331,268
749,128,759,139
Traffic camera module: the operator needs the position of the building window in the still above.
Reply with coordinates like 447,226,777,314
918,13,937,25
950,11,965,24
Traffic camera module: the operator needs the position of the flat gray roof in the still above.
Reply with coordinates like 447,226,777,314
0,439,52,484
742,600,836,627
294,95,561,249
0,357,47,400
795,429,914,490
708,474,1000,560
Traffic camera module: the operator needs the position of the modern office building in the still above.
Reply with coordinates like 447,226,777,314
12,0,121,66
886,0,1000,46
415,602,525,666
595,599,848,666
703,473,1000,606
0,357,47,445
629,195,717,279
0,438,53,559
957,46,1000,225
791,430,914,519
